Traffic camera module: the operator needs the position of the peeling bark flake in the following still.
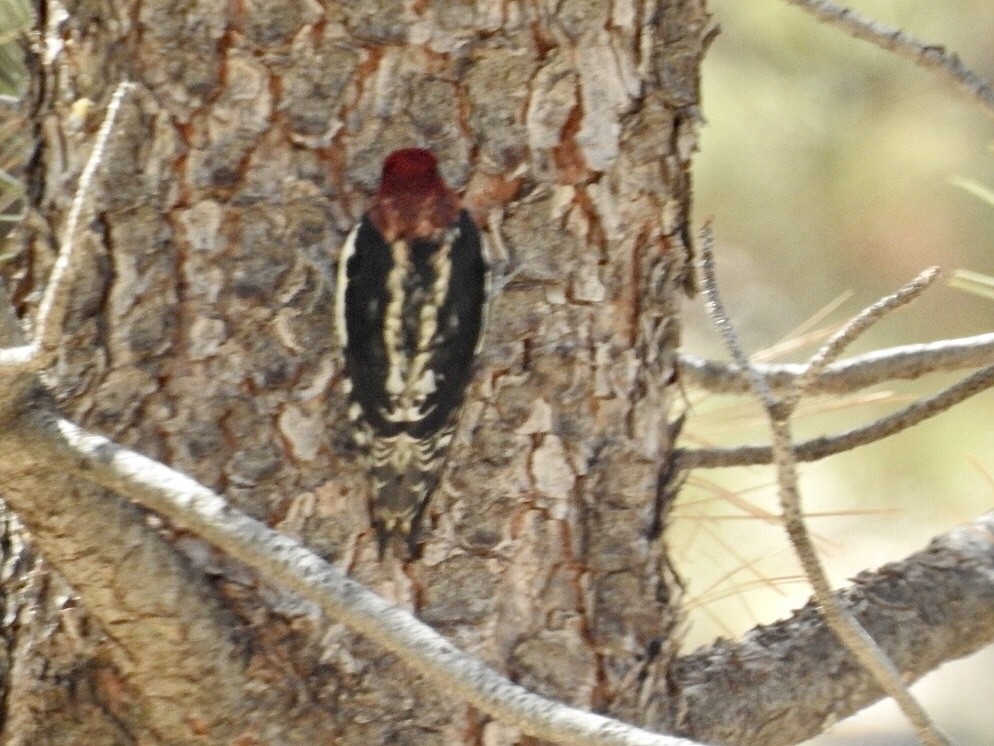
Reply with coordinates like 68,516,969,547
278,404,323,462
531,434,575,512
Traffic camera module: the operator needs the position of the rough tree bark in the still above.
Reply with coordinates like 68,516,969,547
0,0,705,743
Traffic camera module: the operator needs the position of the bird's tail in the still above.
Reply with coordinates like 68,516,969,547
369,427,454,558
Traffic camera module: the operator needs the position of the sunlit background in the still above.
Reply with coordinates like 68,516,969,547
681,1,994,743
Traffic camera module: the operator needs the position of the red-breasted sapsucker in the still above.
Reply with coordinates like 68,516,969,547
335,148,488,557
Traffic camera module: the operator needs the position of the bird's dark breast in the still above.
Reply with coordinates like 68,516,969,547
342,211,486,440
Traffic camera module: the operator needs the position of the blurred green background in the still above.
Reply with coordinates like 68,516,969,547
679,1,994,743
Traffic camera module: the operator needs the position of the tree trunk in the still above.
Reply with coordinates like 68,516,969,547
2,1,706,742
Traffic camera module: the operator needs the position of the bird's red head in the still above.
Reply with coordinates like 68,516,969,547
370,148,459,240
378,148,444,197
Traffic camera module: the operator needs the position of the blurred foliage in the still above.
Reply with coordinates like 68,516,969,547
952,171,994,211
0,0,29,96
0,0,29,235
950,268,994,301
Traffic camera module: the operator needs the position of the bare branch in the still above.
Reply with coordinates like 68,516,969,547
768,417,950,746
46,418,704,746
659,509,994,745
698,229,950,745
679,332,994,395
697,222,777,411
677,362,994,469
0,82,133,373
781,0,994,120
786,267,940,407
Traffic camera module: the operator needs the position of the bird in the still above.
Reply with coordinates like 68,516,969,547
335,148,488,557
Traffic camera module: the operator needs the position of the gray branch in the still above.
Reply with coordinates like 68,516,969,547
697,228,949,744
679,332,994,395
657,509,994,745
781,0,994,120
677,362,994,469
48,418,704,746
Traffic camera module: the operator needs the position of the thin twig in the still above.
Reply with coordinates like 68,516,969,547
676,362,994,469
786,267,940,408
766,419,951,746
0,82,133,374
697,222,776,411
678,332,994,395
781,0,994,121
697,227,951,746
